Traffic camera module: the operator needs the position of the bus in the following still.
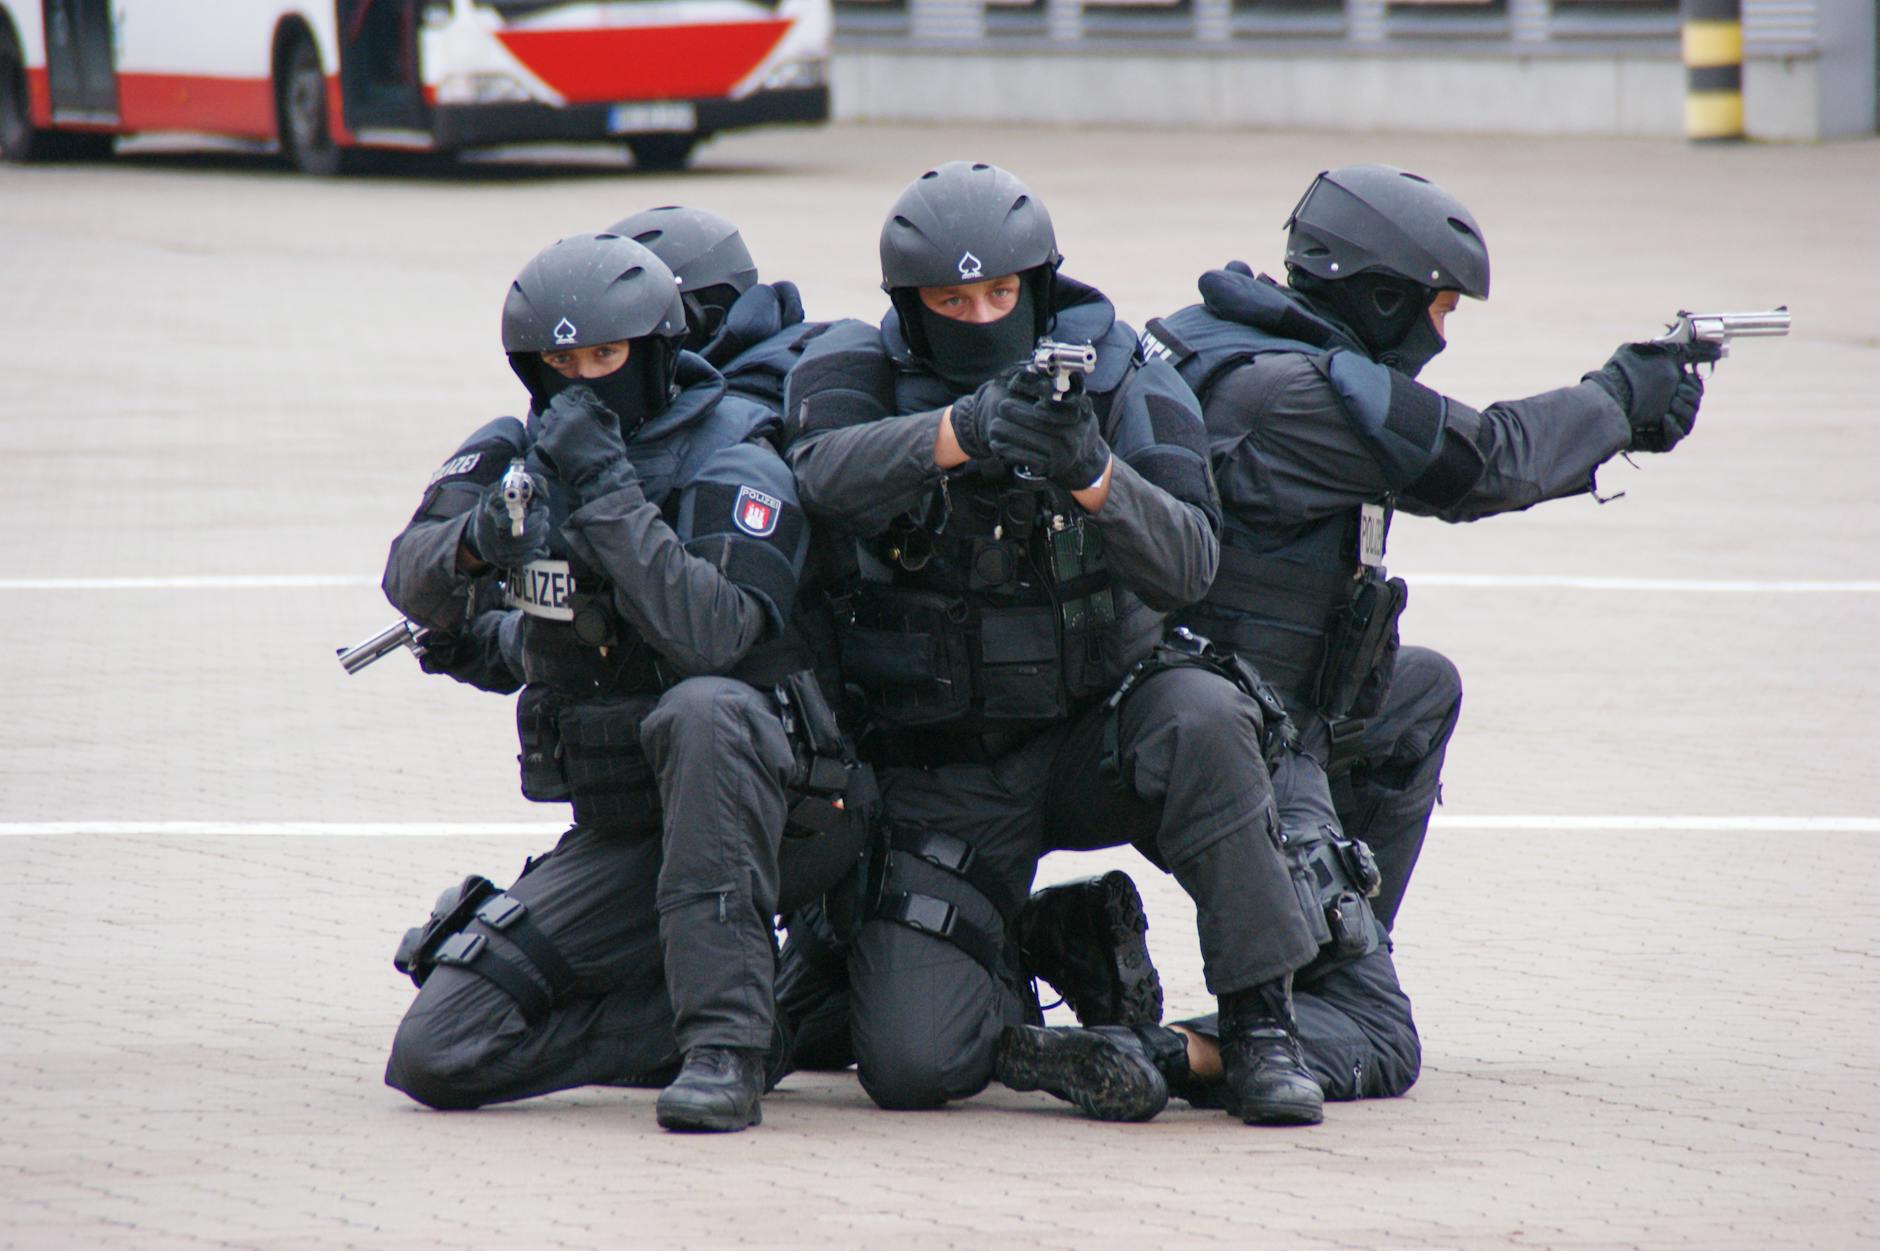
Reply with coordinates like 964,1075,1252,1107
0,0,830,172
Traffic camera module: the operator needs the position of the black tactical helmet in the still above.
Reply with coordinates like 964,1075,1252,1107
608,205,759,296
607,206,759,354
501,232,687,413
879,161,1060,366
880,160,1060,292
1284,164,1490,300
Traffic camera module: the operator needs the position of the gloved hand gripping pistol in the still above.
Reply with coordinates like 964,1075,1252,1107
1011,340,1099,483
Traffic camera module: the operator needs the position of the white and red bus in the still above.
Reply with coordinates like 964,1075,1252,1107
0,0,830,172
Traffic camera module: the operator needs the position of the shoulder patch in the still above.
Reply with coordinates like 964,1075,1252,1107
1139,318,1195,367
428,452,483,486
733,485,782,537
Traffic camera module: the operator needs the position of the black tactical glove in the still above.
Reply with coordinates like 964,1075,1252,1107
533,385,637,499
464,471,550,569
1584,341,1719,454
947,377,1010,463
987,389,1112,491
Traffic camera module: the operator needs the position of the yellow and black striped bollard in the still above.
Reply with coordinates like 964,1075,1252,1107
1682,0,1745,141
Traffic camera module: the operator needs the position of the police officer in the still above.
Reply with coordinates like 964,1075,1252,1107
608,205,822,418
778,161,1324,1125
1141,163,1715,935
380,232,854,1134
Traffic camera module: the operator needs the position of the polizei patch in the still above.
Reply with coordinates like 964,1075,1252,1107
733,485,781,538
427,452,482,486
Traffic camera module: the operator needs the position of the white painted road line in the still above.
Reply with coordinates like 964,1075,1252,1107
0,575,378,590
1407,574,1880,593
5,574,1877,593
2,817,1876,836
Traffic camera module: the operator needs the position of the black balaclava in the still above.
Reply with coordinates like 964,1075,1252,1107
522,338,675,440
1291,269,1445,379
910,281,1038,390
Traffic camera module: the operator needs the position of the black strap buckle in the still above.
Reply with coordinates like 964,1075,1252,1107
475,893,526,930
889,891,958,939
433,931,487,966
898,828,975,878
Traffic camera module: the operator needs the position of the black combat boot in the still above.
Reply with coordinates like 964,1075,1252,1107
1218,976,1324,1126
993,1024,1169,1122
1016,871,1164,1027
1088,1024,1215,1106
655,1046,767,1132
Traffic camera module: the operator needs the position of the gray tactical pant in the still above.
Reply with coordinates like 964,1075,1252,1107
1305,644,1464,931
786,664,1316,1112
385,676,808,1110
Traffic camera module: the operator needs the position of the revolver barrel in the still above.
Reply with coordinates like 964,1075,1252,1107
336,619,426,675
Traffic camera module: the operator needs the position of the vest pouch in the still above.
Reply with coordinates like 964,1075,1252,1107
516,686,571,803
556,696,658,825
838,586,973,727
978,605,1067,721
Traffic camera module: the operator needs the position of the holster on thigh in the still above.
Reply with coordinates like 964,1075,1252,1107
392,877,580,1027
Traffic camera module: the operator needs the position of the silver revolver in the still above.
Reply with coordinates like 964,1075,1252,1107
500,458,533,537
336,618,429,676
1029,340,1098,399
1653,306,1790,362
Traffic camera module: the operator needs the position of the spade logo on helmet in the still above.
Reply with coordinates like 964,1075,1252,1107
957,251,982,281
553,317,578,345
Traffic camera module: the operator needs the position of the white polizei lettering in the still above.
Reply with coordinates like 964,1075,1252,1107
1139,330,1173,363
505,559,575,621
427,452,482,486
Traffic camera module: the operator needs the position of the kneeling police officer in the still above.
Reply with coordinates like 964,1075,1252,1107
778,161,1323,1125
1144,163,1719,933
380,232,859,1133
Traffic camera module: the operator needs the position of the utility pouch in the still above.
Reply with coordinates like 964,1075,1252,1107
1314,573,1408,720
978,605,1067,721
837,586,973,726
515,686,570,802
556,696,657,824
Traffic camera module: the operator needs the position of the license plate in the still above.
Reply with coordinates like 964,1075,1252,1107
506,559,575,622
606,102,697,134
1358,502,1388,568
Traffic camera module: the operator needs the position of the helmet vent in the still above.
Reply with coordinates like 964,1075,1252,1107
1400,171,1431,184
1447,217,1477,239
633,231,663,245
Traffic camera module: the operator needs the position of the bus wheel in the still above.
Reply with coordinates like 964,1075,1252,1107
0,20,109,162
276,33,346,175
627,134,698,172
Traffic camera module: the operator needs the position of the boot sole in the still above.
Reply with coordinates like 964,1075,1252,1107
1088,871,1164,1028
1225,1090,1324,1127
998,1027,1169,1123
656,1096,763,1133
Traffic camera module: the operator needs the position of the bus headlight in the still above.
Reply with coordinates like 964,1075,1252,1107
434,72,535,105
761,58,828,91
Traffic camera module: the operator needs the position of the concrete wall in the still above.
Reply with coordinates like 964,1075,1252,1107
830,0,1877,139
